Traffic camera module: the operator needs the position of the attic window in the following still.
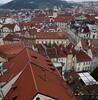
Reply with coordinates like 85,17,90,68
31,56,38,59
12,96,17,100
36,97,40,100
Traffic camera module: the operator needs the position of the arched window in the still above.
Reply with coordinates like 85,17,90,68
36,97,40,100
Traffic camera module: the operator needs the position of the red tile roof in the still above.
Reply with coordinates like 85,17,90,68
60,42,91,62
0,43,25,60
54,16,74,23
76,50,91,62
3,34,20,42
34,44,46,56
1,48,76,100
90,40,98,57
81,39,98,57
34,44,67,58
1,23,16,30
86,15,98,24
19,22,33,27
46,47,58,58
33,32,68,39
64,43,76,54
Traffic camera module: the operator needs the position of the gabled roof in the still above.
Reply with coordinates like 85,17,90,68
81,39,98,57
3,34,20,42
76,50,91,62
1,48,76,100
34,44,46,56
1,23,16,30
46,47,58,58
34,43,67,58
19,22,33,27
63,42,92,62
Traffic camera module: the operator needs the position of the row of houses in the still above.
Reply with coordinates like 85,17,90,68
33,43,93,73
0,30,97,74
0,14,74,38
0,15,98,74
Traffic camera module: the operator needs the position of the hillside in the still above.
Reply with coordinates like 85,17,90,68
0,0,72,9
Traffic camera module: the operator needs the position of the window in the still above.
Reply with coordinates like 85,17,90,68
36,97,40,100
57,41,59,44
78,67,80,71
93,35,95,39
37,41,39,44
62,41,64,44
42,41,43,44
78,63,80,66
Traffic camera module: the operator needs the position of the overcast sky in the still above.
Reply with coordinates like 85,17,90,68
66,0,98,2
0,0,98,4
0,0,13,4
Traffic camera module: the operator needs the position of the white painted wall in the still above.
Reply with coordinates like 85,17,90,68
75,61,91,72
33,93,54,100
14,25,21,32
1,71,23,97
35,39,69,46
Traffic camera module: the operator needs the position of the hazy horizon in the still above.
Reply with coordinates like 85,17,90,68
66,0,98,2
0,0,98,4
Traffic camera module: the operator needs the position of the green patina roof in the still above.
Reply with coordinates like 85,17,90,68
0,63,3,71
53,62,62,68
0,63,3,67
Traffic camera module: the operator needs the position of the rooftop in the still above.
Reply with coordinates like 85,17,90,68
0,47,76,100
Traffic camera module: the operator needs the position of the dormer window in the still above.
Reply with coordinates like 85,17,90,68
12,86,17,91
31,56,38,59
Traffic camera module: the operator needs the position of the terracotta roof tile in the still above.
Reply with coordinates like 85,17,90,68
33,32,68,39
0,43,25,60
76,50,91,62
3,34,20,42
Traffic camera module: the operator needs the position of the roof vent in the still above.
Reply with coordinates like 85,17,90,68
46,59,51,62
12,96,17,100
31,56,38,59
48,63,53,66
50,67,56,71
